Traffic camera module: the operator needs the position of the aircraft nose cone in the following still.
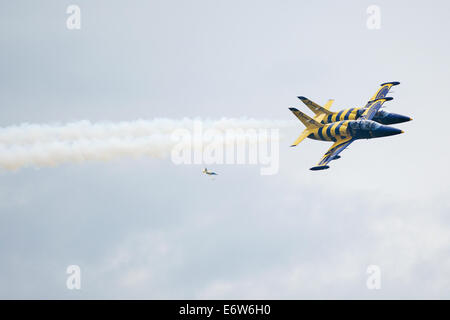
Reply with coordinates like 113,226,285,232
378,113,412,125
375,126,404,137
383,113,413,124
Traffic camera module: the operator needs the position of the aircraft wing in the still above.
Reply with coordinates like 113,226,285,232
361,97,393,120
366,81,399,106
310,137,354,170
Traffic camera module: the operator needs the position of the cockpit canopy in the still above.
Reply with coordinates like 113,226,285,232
349,120,381,130
375,110,389,118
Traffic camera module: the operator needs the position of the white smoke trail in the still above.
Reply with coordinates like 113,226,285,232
0,118,294,171
0,136,173,171
0,118,293,145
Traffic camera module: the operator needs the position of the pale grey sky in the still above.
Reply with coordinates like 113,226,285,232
0,0,449,299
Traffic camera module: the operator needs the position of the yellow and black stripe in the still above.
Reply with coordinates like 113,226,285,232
323,108,360,124
309,120,351,142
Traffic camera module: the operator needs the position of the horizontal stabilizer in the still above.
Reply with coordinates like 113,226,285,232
297,96,333,116
290,129,310,147
289,107,322,129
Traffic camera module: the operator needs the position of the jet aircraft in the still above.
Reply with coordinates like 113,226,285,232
289,97,407,170
297,82,412,125
202,168,218,176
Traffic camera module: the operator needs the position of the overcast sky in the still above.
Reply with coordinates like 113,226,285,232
0,0,449,299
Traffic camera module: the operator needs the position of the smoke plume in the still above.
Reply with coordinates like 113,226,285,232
0,118,292,171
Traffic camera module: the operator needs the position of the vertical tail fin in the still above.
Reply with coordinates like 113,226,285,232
323,99,335,111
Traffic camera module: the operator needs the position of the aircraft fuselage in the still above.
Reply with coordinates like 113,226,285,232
307,119,403,142
321,108,411,125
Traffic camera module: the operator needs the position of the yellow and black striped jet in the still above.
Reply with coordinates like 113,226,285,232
289,97,406,170
203,168,218,176
298,82,412,125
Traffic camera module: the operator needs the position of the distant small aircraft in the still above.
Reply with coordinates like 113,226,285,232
203,168,218,176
